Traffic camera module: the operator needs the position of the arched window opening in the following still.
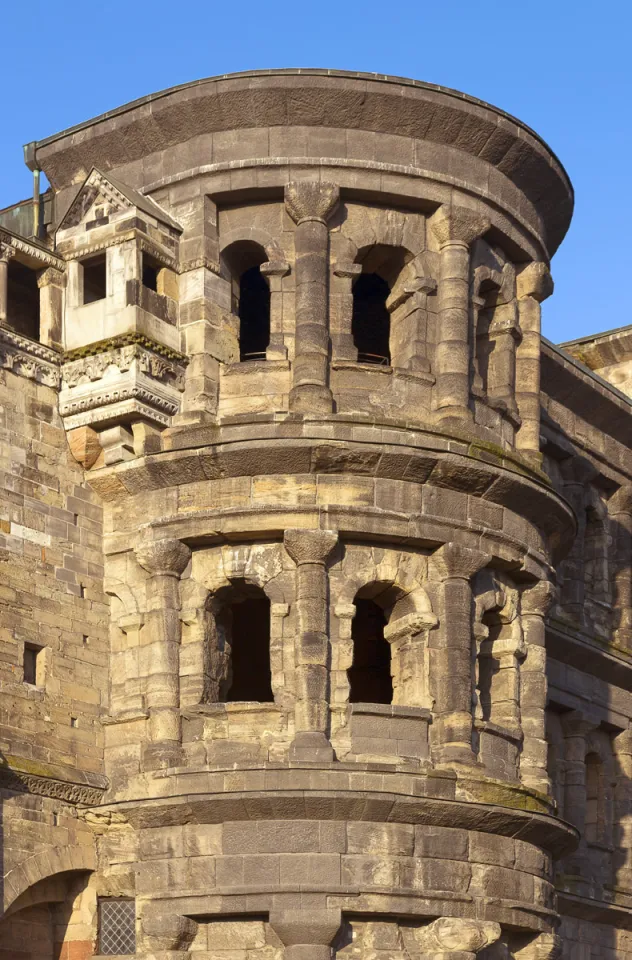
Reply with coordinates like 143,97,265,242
352,272,391,365
585,752,605,845
348,598,393,704
239,265,270,361
7,259,40,340
217,586,273,703
222,240,271,362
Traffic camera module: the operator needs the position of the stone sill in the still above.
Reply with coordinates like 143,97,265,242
223,359,290,376
152,757,457,779
350,702,432,720
182,701,283,718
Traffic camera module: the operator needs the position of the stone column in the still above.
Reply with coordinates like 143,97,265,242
613,728,632,892
37,267,66,348
486,299,522,423
609,485,632,648
429,205,490,421
135,537,191,769
284,528,338,761
520,580,556,794
428,542,491,765
0,236,15,324
270,908,341,960
558,457,597,621
515,262,554,455
285,181,339,414
405,917,501,959
561,710,596,870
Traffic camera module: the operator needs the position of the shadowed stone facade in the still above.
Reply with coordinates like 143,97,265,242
0,69,629,958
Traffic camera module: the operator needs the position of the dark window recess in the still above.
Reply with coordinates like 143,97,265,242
82,254,107,303
348,599,393,704
225,595,273,702
239,265,270,361
6,260,40,340
352,272,391,365
98,898,136,955
23,644,39,685
142,256,159,291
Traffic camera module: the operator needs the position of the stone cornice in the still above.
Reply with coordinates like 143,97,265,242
0,326,60,387
55,227,179,272
0,757,107,806
0,228,65,270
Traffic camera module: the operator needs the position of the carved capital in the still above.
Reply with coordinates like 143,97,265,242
37,266,66,289
135,538,191,577
141,914,198,951
561,709,598,739
517,261,554,302
429,542,491,582
285,181,340,225
384,610,438,642
270,909,341,947
514,932,563,960
260,259,290,278
0,239,15,263
430,204,490,247
284,528,338,566
521,579,557,617
408,917,501,954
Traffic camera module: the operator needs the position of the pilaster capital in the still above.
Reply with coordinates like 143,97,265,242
0,236,15,263
140,913,198,951
429,542,491,582
260,259,290,278
285,181,340,225
384,609,438,642
559,454,598,487
561,709,598,739
609,484,632,518
284,528,338,566
429,204,490,247
408,917,501,954
135,537,191,577
269,908,341,947
521,579,557,617
514,931,563,959
517,261,554,302
37,266,66,289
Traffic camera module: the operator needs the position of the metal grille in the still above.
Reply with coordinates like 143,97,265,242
98,898,136,955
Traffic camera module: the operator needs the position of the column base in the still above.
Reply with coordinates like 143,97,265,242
289,731,335,762
289,384,334,415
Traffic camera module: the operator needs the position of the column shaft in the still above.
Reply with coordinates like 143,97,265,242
515,262,553,455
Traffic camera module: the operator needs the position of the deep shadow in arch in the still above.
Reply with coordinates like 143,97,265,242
222,240,270,362
352,273,391,365
348,598,393,704
215,583,273,703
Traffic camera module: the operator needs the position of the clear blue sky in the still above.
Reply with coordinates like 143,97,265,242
1,0,629,344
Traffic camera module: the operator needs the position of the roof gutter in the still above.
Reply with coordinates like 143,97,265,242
23,141,42,239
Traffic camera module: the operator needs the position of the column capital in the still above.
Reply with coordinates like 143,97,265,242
135,537,191,577
561,708,598,739
0,236,15,263
284,528,338,565
430,204,490,247
37,266,66,289
408,916,501,955
521,579,557,617
285,180,340,225
429,541,491,582
517,261,554,302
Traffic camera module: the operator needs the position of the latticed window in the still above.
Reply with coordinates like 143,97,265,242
98,898,136,955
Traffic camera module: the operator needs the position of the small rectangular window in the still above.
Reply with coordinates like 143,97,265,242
98,898,136,955
142,253,159,292
82,254,107,304
23,644,43,686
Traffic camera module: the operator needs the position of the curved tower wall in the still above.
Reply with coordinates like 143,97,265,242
3,70,630,959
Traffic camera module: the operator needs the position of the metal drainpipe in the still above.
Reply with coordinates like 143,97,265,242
23,141,41,240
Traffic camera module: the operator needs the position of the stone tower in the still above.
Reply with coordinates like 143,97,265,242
1,70,631,958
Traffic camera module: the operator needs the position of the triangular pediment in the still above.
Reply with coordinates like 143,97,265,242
58,168,181,233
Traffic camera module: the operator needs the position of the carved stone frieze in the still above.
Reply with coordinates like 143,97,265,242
0,765,106,806
60,334,187,431
0,326,60,387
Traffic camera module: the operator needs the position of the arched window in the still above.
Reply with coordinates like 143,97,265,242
239,265,270,361
348,598,393,704
216,586,273,702
352,273,391,365
222,240,271,362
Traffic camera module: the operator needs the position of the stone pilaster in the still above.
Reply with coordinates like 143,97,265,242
561,710,598,852
558,457,597,621
430,205,490,421
270,908,341,960
609,485,632,647
405,916,501,959
383,608,437,706
285,181,339,414
520,580,556,794
0,237,15,325
134,537,191,770
284,527,338,760
487,299,522,422
428,542,491,765
37,266,66,348
515,262,553,455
